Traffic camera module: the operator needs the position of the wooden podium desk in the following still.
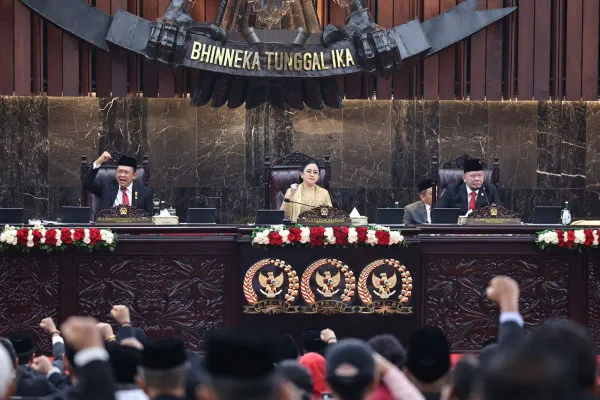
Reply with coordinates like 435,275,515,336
1,224,597,354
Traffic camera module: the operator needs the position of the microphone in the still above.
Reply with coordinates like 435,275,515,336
283,198,315,208
481,184,491,207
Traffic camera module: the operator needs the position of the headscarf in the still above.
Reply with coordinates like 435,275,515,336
299,352,329,400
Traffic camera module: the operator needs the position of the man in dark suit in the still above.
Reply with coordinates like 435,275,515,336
435,158,502,215
403,179,434,225
83,151,153,215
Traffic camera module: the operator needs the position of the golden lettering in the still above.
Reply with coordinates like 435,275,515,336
191,42,202,60
345,49,355,66
274,53,283,71
224,48,235,67
312,52,321,70
320,52,329,70
209,45,216,63
335,49,345,68
265,51,274,70
293,53,302,71
331,50,337,68
251,52,261,70
234,49,243,68
242,51,253,69
303,53,312,71
214,47,225,65
200,44,211,62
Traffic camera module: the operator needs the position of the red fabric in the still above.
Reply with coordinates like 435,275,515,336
121,187,130,206
469,192,476,211
369,384,393,400
299,352,329,400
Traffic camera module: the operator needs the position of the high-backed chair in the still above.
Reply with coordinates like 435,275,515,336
431,153,499,202
264,152,331,209
80,152,150,219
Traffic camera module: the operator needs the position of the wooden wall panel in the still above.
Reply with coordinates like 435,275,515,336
582,0,599,100
485,0,503,100
329,1,345,96
157,0,175,97
32,15,44,94
517,0,534,99
127,0,140,95
111,0,129,96
62,35,80,96
469,0,486,100
95,0,112,97
375,0,394,100
565,0,583,100
46,24,63,96
423,0,440,99
551,0,564,99
503,0,517,99
13,1,31,95
0,0,15,95
392,0,412,99
438,0,456,100
533,0,551,100
142,0,159,97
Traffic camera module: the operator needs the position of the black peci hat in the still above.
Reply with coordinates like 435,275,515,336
463,159,483,173
117,155,138,170
417,179,434,193
406,327,451,383
8,332,34,358
142,338,187,370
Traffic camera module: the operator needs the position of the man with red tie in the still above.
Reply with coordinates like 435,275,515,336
83,151,154,215
434,158,502,215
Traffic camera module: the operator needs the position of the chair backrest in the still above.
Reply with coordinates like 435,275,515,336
264,152,331,209
80,152,150,219
431,153,499,202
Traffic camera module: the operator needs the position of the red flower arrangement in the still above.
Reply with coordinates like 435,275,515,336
0,225,117,252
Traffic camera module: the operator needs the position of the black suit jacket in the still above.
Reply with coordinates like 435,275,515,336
41,360,116,400
435,181,502,215
15,365,62,397
83,167,153,215
403,200,428,225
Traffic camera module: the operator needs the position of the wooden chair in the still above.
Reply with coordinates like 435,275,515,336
431,153,499,202
80,152,150,219
264,152,331,209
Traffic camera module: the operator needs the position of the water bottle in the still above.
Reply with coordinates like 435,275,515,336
561,201,571,225
394,201,399,208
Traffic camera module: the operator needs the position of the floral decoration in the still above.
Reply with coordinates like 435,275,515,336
0,225,117,252
536,229,599,251
251,225,405,247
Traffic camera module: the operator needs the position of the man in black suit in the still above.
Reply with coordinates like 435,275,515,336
83,151,153,215
435,158,502,215
403,179,434,225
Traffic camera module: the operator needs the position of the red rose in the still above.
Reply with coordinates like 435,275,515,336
356,227,368,243
310,237,324,246
268,231,283,246
89,228,101,241
17,228,29,245
556,230,565,247
375,230,390,246
288,227,301,243
333,226,349,246
61,228,73,244
584,229,594,246
45,229,57,245
32,229,43,244
73,228,85,241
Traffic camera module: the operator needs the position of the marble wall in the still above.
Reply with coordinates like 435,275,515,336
1,96,599,223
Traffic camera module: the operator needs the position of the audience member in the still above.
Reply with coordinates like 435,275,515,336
325,339,377,400
440,356,479,400
277,360,314,400
108,343,148,400
406,327,450,400
275,333,300,363
137,338,189,400
299,352,329,399
0,344,14,400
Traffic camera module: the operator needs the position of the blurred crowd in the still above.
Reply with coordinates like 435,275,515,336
0,275,596,400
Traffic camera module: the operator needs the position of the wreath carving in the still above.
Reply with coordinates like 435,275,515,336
243,258,299,305
301,258,355,304
358,259,413,305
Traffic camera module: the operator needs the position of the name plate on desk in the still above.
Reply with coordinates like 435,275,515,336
96,206,152,224
465,205,521,225
298,207,351,226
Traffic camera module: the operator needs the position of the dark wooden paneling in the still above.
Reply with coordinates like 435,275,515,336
13,1,31,95
582,0,599,100
423,0,440,99
503,0,517,99
0,0,15,94
392,0,412,98
517,0,534,99
375,0,394,99
142,0,159,97
329,1,345,96
47,24,63,96
469,0,486,100
533,0,551,100
485,0,503,100
32,15,44,94
158,0,175,97
62,35,80,96
111,0,129,97
127,0,140,96
438,0,456,100
551,0,564,99
95,0,112,97
565,0,583,100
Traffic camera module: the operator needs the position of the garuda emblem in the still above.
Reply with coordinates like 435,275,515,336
315,270,340,297
300,258,355,314
372,272,397,299
358,259,413,314
258,270,284,298
243,258,299,314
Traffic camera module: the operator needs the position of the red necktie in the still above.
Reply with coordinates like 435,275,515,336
469,192,476,211
121,187,130,206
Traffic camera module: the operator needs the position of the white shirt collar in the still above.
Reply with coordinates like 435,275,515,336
121,182,133,192
466,185,479,196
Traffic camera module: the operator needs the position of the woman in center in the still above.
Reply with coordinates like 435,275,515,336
281,159,333,223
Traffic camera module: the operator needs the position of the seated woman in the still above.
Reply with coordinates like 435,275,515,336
281,159,332,223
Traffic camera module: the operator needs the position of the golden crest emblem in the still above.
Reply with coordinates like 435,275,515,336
300,258,355,314
357,259,413,314
320,207,329,217
119,207,129,216
243,258,299,314
490,207,498,216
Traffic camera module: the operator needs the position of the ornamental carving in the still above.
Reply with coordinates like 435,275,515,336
424,256,569,351
587,255,600,346
243,258,299,314
357,259,413,315
300,258,355,314
75,256,225,351
468,205,520,219
0,255,60,355
97,205,151,220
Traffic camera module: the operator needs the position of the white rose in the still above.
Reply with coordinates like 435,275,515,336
594,230,599,246
389,231,403,245
83,238,91,244
11,238,17,246
27,241,34,248
300,227,310,244
105,237,113,245
0,233,5,243
55,240,62,247
84,228,90,238
367,230,378,246
348,228,358,244
280,230,290,244
55,230,61,240
324,228,335,245
574,230,586,244
40,237,45,244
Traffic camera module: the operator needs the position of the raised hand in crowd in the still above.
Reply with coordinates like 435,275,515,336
40,317,60,336
31,355,52,375
320,328,337,345
486,275,520,313
111,305,131,325
96,323,116,343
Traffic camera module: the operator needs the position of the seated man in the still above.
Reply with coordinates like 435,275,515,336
83,152,153,215
435,159,502,215
403,179,433,225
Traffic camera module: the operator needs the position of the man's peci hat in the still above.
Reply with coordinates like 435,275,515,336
417,179,434,193
463,159,484,173
406,327,450,383
8,333,34,358
117,155,138,171
142,338,187,370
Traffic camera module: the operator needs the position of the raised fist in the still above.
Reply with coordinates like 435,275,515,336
32,356,52,374
95,151,112,166
486,276,519,313
110,305,131,325
320,328,337,343
39,317,57,334
96,322,115,341
61,317,103,351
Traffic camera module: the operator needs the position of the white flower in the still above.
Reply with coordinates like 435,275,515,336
389,231,403,245
280,230,290,244
26,240,34,248
252,230,270,245
83,238,91,244
105,237,113,245
594,230,599,246
11,238,17,246
27,233,33,241
84,228,90,238
0,233,5,243
55,229,61,240
55,239,62,247
366,230,378,246
574,230,586,244
40,237,45,244
348,228,358,244
324,228,335,245
300,227,310,244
